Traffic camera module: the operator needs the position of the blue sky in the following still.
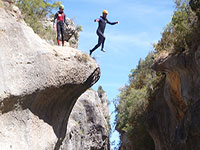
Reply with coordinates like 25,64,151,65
61,0,175,149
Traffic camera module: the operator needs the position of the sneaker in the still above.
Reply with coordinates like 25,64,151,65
101,49,106,52
89,50,92,56
57,40,60,46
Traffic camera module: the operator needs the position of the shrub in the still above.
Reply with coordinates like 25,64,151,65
154,0,199,54
190,0,200,19
97,85,105,98
115,52,161,149
115,0,200,149
0,0,2,8
75,53,90,63
16,0,61,44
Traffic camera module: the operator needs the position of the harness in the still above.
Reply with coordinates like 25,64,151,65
58,12,65,22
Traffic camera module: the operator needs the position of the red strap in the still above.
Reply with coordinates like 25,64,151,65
58,13,65,22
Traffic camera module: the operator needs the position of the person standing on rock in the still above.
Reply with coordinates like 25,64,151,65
53,4,66,46
89,10,119,56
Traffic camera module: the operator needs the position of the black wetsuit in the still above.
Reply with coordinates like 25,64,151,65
90,16,117,54
53,11,66,45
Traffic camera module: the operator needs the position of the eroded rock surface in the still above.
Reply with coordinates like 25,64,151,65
62,90,110,150
0,2,100,150
148,47,200,150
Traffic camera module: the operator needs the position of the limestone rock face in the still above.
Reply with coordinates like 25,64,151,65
147,47,200,150
0,3,100,150
64,18,79,49
61,90,110,150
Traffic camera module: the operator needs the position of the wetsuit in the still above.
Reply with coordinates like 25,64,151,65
90,16,117,54
53,11,66,46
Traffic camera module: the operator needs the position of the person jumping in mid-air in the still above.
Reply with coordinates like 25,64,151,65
89,10,119,56
53,4,66,46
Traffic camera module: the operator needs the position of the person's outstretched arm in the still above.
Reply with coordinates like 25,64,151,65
107,19,119,25
94,18,101,22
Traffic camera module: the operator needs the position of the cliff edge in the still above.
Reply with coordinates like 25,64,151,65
148,47,200,150
0,1,100,149
64,89,110,150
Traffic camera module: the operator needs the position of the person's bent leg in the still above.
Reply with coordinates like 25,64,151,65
91,37,101,51
97,31,106,52
90,36,103,55
101,35,106,52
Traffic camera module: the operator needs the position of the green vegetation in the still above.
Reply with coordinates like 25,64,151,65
15,0,82,45
154,0,200,54
115,0,200,149
190,0,200,19
0,0,2,8
97,85,105,98
115,52,162,150
75,53,90,63
16,0,61,43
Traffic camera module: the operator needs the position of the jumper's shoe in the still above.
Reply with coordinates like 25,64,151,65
101,49,106,52
57,40,60,46
89,50,93,56
62,41,64,46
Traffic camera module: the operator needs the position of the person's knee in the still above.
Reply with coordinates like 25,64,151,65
96,43,101,47
100,35,105,41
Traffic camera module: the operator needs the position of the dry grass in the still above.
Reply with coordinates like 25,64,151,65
0,0,3,8
89,64,94,69
154,50,169,62
75,53,90,63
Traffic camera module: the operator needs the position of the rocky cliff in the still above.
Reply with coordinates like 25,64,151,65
147,47,200,150
117,47,200,150
0,1,105,150
63,89,110,150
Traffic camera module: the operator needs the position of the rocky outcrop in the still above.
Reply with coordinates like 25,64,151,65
42,17,79,48
0,2,100,150
147,47,200,150
61,89,110,150
64,18,80,49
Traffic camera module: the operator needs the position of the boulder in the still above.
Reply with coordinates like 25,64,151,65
62,90,110,150
0,4,100,150
147,47,200,150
